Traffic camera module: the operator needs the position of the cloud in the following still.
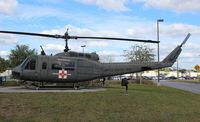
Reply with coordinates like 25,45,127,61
159,41,200,69
79,0,130,12
0,51,10,59
44,44,64,52
43,43,83,55
127,22,200,38
33,0,64,4
0,0,18,15
133,0,200,12
98,50,119,57
87,41,108,47
18,4,67,19
42,25,112,48
98,50,121,62
0,34,18,45
162,24,200,37
181,52,196,58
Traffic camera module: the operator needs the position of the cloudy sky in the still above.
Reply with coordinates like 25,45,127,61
0,0,200,69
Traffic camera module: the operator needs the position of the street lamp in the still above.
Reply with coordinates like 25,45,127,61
81,45,86,53
157,19,164,86
177,58,179,79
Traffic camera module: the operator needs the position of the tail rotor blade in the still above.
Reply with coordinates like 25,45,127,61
180,33,191,47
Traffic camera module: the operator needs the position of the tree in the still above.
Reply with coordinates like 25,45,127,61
9,45,37,68
123,45,155,83
124,45,155,63
0,57,9,73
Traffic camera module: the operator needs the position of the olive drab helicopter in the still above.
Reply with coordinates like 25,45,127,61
0,30,191,87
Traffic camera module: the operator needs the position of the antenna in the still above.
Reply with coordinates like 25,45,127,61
40,45,46,55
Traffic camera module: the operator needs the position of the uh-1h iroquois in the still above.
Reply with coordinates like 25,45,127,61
0,30,191,87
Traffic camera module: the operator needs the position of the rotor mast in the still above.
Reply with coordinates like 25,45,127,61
64,29,69,52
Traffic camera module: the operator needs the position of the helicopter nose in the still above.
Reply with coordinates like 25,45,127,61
12,66,21,79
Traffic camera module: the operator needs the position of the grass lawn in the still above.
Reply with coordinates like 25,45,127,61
0,84,200,122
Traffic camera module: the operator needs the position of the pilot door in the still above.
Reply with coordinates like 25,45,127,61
22,56,38,81
39,57,49,81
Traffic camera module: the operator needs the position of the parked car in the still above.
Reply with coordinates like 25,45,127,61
165,76,177,80
142,76,153,80
178,76,185,80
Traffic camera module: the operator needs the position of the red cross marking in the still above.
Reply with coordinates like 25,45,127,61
59,69,67,79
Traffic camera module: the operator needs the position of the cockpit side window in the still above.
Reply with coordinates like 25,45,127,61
52,62,62,70
25,59,36,70
42,62,47,69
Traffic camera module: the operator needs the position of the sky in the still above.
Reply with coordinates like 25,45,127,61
0,0,200,69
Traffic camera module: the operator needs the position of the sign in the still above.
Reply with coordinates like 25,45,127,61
194,65,200,71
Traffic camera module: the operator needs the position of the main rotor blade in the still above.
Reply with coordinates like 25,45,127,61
0,30,159,43
0,31,64,39
70,36,159,43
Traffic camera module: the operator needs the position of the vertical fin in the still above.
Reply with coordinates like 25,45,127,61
162,33,191,63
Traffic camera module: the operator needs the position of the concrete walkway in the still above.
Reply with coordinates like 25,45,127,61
0,86,106,93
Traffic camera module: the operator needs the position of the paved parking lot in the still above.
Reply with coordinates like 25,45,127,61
160,80,200,94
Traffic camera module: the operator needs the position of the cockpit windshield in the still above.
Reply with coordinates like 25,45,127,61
20,57,29,67
21,57,37,70
25,59,36,70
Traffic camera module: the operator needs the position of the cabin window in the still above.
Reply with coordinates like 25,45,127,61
85,54,91,58
42,62,47,69
63,61,75,71
79,53,84,57
25,59,36,70
70,52,78,57
52,63,62,70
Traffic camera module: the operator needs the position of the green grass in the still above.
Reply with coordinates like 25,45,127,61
0,84,200,122
1,81,23,86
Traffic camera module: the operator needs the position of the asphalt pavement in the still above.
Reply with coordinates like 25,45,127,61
159,80,200,94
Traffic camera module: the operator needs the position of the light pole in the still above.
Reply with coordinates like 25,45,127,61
81,45,86,53
177,58,179,79
157,19,164,86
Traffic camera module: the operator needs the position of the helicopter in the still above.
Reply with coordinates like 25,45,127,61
0,30,191,87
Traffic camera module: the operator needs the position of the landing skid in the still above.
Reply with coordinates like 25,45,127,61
26,82,80,90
